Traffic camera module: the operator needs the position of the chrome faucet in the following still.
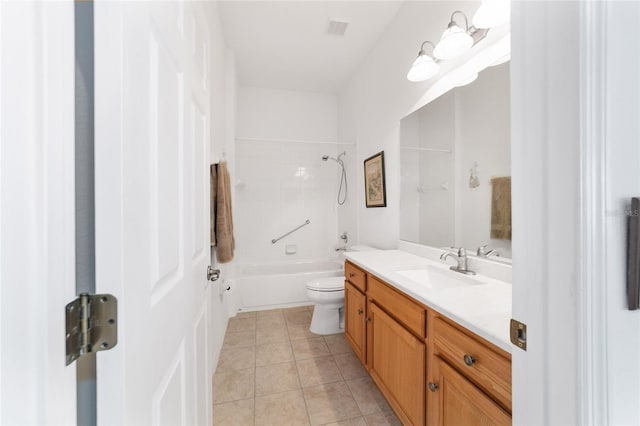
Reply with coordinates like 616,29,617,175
476,245,501,258
340,232,348,244
336,232,348,252
440,248,476,275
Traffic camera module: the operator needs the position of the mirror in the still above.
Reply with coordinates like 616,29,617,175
400,62,511,260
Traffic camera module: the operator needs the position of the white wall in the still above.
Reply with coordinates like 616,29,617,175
237,87,337,142
338,0,506,249
235,87,348,266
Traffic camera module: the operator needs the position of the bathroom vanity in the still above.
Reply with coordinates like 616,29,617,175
343,250,512,426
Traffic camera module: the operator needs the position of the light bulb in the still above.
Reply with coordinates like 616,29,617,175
433,24,473,60
407,52,440,82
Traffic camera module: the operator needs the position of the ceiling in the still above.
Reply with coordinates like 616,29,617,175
218,1,405,93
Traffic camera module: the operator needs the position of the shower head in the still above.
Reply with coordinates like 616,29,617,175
321,152,348,205
321,152,346,164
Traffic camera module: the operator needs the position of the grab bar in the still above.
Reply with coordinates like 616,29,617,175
271,219,311,244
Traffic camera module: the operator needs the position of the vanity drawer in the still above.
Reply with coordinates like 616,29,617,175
345,261,367,292
433,317,512,412
367,275,426,338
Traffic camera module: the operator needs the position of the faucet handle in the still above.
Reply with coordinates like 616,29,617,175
458,247,467,257
476,245,488,256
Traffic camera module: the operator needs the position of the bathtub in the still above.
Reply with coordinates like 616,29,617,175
237,259,344,310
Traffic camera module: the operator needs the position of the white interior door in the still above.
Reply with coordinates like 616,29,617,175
0,1,76,424
95,1,212,424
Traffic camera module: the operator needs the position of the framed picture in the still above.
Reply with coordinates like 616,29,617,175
364,151,387,208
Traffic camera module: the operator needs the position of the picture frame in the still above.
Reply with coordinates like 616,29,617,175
364,151,387,208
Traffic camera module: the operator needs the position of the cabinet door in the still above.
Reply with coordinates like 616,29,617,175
344,281,366,364
431,357,511,426
369,303,425,426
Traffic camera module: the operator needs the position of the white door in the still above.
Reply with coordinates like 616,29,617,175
94,1,212,424
0,1,76,424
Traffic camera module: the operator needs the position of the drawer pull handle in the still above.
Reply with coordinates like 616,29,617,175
463,354,475,366
357,308,363,315
428,382,439,392
349,272,356,277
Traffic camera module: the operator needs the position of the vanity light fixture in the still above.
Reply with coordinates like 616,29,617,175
433,11,474,60
407,5,503,83
406,41,440,82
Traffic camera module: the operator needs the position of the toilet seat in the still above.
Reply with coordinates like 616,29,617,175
306,277,344,292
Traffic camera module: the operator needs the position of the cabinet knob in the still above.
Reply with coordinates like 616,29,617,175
463,354,475,366
349,272,356,277
357,308,363,315
428,382,439,392
366,317,371,322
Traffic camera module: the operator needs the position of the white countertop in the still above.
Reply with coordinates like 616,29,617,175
343,250,512,353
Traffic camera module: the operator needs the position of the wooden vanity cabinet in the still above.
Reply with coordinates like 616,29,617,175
345,261,366,292
431,356,511,426
344,261,426,424
432,316,512,412
428,313,512,426
368,301,425,425
344,281,366,363
343,261,512,426
344,261,367,364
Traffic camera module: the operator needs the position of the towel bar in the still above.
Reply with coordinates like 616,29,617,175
271,219,311,244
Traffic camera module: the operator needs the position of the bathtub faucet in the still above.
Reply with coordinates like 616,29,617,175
335,247,347,252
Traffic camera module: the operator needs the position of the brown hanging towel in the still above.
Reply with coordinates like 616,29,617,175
210,163,217,247
214,161,235,263
490,176,512,240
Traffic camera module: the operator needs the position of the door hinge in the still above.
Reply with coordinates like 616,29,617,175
65,293,118,366
510,318,527,351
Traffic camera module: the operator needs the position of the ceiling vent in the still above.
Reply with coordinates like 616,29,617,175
327,19,349,36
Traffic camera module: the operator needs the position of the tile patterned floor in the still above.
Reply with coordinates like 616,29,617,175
213,306,402,426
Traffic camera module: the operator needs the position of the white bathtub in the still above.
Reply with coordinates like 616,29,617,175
237,259,344,311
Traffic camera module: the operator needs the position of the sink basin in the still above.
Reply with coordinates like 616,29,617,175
396,266,487,289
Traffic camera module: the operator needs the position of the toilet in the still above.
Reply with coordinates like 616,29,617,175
306,245,377,335
306,277,345,335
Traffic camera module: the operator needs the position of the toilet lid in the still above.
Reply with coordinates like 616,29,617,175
306,277,344,292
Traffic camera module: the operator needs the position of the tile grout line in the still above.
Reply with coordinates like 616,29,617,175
287,312,313,426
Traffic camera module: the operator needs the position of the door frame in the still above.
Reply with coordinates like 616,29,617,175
94,2,125,421
511,1,609,424
576,1,608,424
